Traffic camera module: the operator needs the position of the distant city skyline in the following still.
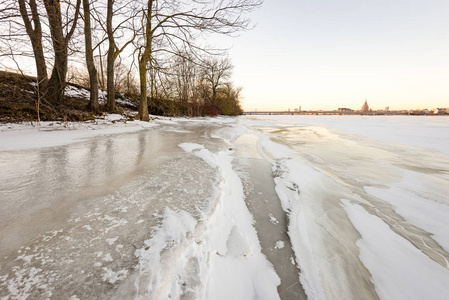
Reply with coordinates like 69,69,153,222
214,0,449,111
247,98,445,113
244,98,448,114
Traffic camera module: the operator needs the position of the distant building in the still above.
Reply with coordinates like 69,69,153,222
385,106,389,112
433,108,449,115
338,108,353,112
361,100,369,112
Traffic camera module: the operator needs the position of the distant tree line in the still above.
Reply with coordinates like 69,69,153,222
0,0,261,119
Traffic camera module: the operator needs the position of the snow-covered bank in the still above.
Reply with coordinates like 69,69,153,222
0,114,157,152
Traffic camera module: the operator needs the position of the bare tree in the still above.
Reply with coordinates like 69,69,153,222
101,0,137,111
83,0,99,113
217,82,243,115
106,0,115,110
172,54,199,104
43,0,82,106
17,0,48,92
202,57,233,105
135,0,262,121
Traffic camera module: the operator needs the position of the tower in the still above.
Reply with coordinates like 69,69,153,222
362,100,369,112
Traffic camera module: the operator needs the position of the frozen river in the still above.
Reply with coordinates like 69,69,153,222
1,115,449,299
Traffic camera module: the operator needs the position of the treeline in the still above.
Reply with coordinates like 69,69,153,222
0,0,262,119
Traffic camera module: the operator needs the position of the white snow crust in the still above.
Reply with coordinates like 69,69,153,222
129,138,280,298
0,115,158,152
244,115,449,300
342,200,449,300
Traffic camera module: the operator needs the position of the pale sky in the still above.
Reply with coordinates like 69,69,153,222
220,0,449,111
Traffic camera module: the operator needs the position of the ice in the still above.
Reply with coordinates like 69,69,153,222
366,182,449,253
342,200,449,300
245,115,449,155
179,142,218,168
0,119,228,298
2,114,448,299
128,143,280,299
246,114,449,299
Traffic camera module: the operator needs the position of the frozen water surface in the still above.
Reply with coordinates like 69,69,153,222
1,115,449,299
242,115,449,299
0,118,281,299
0,122,224,299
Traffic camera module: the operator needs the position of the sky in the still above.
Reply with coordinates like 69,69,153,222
2,0,448,112
217,0,449,111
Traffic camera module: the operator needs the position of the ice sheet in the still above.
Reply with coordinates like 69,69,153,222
248,115,449,299
244,115,449,155
343,200,449,300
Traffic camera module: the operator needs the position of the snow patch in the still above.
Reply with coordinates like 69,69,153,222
274,241,285,249
106,237,119,245
102,268,128,284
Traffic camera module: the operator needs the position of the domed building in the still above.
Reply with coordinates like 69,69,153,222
362,100,369,112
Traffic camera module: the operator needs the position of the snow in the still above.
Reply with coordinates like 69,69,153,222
106,237,119,245
131,143,280,299
2,114,449,299
63,86,136,108
102,268,128,284
245,114,449,299
245,115,449,155
178,142,205,153
366,179,449,253
342,200,449,300
269,213,279,225
0,115,158,152
275,241,285,249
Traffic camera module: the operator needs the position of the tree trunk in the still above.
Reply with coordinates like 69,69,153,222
138,55,149,121
106,0,115,111
18,0,48,92
47,47,68,107
98,47,105,89
212,85,217,104
83,0,99,113
137,0,153,121
44,0,81,107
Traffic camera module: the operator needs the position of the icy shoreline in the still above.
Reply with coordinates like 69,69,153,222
0,116,283,299
0,114,157,152
1,115,449,299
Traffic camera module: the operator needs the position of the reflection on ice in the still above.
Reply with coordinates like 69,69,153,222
0,118,282,300
0,121,226,299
